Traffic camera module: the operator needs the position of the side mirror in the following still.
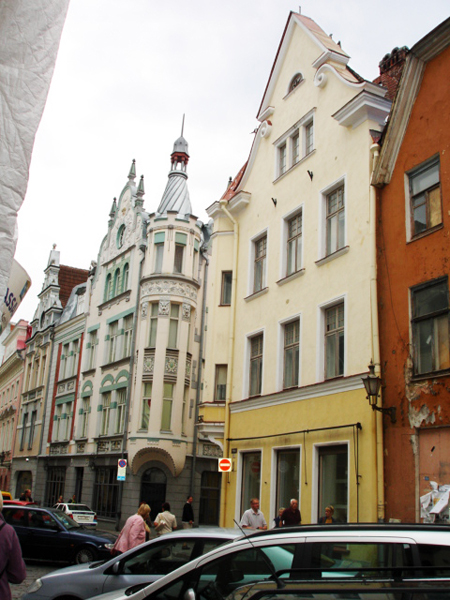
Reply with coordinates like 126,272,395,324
184,588,196,600
112,561,121,574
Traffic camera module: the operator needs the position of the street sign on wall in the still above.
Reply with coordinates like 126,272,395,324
218,458,232,472
117,458,127,481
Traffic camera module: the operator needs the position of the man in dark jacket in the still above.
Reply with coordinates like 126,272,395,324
0,494,27,600
281,498,301,526
181,495,194,529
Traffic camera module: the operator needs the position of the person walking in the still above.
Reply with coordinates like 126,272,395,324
0,493,27,600
182,496,194,529
154,502,177,535
240,498,267,530
281,499,301,526
19,489,32,502
112,504,151,555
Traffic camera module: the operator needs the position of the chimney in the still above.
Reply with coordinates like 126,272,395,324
373,46,408,100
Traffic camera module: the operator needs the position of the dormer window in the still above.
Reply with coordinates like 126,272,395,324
288,73,304,94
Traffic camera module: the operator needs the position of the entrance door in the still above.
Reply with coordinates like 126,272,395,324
199,471,221,525
140,468,167,521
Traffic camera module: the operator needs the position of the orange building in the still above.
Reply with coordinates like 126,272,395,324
373,18,450,522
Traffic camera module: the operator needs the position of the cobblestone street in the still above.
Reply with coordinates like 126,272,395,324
11,561,56,600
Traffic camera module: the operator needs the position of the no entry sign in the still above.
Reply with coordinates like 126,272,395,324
218,458,232,472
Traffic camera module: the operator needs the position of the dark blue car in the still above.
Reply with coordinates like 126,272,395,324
2,504,116,563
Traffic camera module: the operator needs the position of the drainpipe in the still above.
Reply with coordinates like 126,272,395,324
190,250,209,496
115,244,146,530
218,200,239,527
39,326,56,504
370,142,385,522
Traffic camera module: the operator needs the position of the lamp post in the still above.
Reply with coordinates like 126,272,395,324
362,361,396,423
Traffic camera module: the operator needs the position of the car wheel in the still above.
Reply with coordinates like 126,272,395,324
74,545,97,564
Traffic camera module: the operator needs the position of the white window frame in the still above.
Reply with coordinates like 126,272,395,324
274,109,315,179
277,314,301,392
248,229,268,297
280,205,304,281
318,176,347,263
270,444,302,525
235,448,263,526
311,440,350,524
243,328,265,398
316,295,347,382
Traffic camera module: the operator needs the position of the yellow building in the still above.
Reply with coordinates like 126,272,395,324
203,12,392,526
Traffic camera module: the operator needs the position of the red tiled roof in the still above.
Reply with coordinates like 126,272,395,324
59,265,89,308
221,162,248,201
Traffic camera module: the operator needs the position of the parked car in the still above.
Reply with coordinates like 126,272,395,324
53,502,97,528
2,504,116,564
23,527,239,600
3,499,37,506
79,523,450,600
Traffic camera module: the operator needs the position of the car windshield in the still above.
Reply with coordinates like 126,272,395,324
52,509,81,529
69,504,92,511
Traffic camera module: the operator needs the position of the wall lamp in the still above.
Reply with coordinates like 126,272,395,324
361,361,396,424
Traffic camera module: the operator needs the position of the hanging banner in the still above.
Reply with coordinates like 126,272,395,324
1,259,31,335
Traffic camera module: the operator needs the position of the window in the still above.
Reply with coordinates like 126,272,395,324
411,279,449,375
241,452,261,516
54,406,62,441
214,365,227,401
101,392,111,435
192,247,199,279
174,244,184,274
318,444,348,522
279,143,287,176
113,268,120,296
168,304,179,348
161,383,173,431
326,185,345,256
275,449,300,512
122,263,129,291
149,303,159,347
409,157,441,237
141,383,152,430
105,274,112,301
154,242,164,273
28,410,37,449
117,225,125,249
115,389,126,434
70,340,79,377
221,272,232,305
254,235,267,293
284,320,300,388
60,343,69,379
288,72,303,93
81,398,90,438
108,322,118,363
286,212,302,276
20,412,28,450
249,334,263,397
182,387,188,435
123,315,133,357
305,120,314,155
291,131,300,165
93,467,119,518
325,303,344,379
88,330,98,370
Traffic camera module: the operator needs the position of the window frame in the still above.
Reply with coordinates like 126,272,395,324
108,321,119,363
168,303,179,349
324,302,345,380
248,332,264,398
283,319,300,389
174,244,184,274
318,177,347,263
274,110,315,179
286,211,303,277
253,234,268,294
115,388,127,434
161,382,174,432
221,271,232,306
326,185,345,257
154,242,164,274
101,392,111,436
406,155,442,240
148,302,159,348
214,365,227,402
140,382,152,430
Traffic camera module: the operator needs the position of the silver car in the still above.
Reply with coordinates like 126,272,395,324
23,527,238,600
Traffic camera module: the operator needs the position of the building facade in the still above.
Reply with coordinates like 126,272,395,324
204,12,392,527
373,18,450,522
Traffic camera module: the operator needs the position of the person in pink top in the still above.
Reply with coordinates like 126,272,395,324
112,503,151,555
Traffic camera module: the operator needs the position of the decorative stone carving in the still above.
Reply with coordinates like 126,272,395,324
57,384,65,394
141,280,198,302
182,302,191,321
165,355,178,375
143,355,155,374
77,443,86,453
141,301,148,318
111,440,122,451
97,440,110,453
159,297,170,316
67,381,75,391
203,444,223,458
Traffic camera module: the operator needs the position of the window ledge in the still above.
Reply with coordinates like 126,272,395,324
410,368,450,382
276,269,305,286
81,367,96,376
244,287,269,302
219,303,231,307
408,223,443,244
315,246,349,267
273,149,316,184
100,356,130,371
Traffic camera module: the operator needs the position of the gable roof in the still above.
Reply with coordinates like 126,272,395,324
59,265,89,308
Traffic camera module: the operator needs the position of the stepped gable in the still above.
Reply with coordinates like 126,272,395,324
58,265,89,308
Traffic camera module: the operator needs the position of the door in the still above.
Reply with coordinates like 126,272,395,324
140,468,167,521
199,471,221,525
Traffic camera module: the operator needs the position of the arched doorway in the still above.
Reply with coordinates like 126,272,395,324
15,471,32,499
140,467,167,521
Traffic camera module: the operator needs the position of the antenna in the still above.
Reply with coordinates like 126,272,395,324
181,114,185,137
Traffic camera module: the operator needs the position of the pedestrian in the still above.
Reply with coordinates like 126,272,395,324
319,505,336,524
154,502,177,535
68,494,76,503
19,489,33,502
57,495,63,503
272,507,285,529
281,499,301,527
182,495,194,529
112,503,151,555
0,492,27,600
240,498,267,530
139,501,152,541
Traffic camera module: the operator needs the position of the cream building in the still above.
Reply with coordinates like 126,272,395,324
203,12,392,526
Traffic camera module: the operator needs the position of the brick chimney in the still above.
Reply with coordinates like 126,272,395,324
373,46,408,100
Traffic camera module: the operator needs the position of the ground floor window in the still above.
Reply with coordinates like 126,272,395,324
93,467,119,518
275,448,300,515
45,466,66,506
318,444,348,523
240,451,261,516
199,471,221,525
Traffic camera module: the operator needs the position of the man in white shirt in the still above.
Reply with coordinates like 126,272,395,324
240,498,267,530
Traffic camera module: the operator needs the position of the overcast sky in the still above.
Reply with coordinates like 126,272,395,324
13,0,449,323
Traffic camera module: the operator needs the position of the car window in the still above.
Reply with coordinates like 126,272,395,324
307,542,414,579
122,539,195,576
52,509,81,529
146,544,295,600
3,508,27,527
417,544,450,578
28,510,58,529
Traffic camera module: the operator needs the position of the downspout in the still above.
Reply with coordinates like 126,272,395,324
218,200,239,527
39,326,56,504
370,142,385,522
115,244,146,530
190,250,209,496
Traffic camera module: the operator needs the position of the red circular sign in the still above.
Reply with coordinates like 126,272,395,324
218,458,232,472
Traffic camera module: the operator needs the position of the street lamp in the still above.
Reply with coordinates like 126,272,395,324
362,361,396,423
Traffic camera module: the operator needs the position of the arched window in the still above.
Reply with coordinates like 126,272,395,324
288,72,303,94
112,268,120,297
140,468,167,521
122,263,129,292
105,274,112,301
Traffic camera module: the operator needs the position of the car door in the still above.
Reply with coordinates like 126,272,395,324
102,536,210,594
2,507,30,558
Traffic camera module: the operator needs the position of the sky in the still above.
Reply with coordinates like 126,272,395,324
13,0,450,323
